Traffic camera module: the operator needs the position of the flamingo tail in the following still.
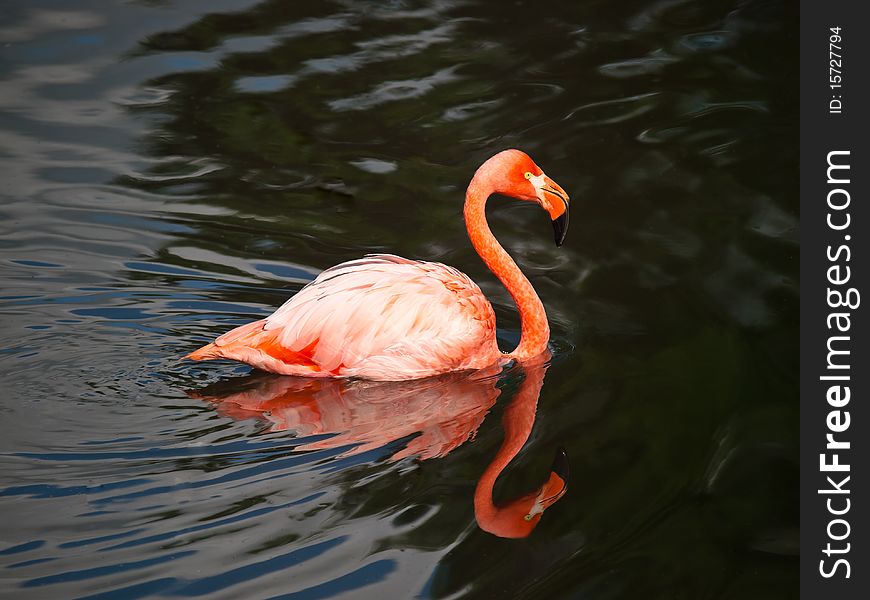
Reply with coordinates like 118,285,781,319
185,343,220,361
185,319,269,362
185,319,327,375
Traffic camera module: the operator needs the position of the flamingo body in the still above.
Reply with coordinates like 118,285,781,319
188,254,500,380
187,149,570,380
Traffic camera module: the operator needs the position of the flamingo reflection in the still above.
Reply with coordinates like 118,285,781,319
189,359,567,537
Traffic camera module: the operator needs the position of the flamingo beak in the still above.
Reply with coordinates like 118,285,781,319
552,210,569,247
540,176,570,247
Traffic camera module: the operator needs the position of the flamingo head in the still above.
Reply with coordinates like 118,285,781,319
476,447,570,539
482,149,571,246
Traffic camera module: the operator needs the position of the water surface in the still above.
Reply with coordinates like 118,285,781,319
0,0,798,597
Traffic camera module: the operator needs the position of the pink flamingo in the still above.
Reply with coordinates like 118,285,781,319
190,359,568,538
186,149,569,380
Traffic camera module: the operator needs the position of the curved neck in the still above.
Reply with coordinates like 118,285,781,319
473,362,547,523
464,177,549,361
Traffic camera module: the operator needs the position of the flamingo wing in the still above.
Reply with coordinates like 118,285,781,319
188,254,500,379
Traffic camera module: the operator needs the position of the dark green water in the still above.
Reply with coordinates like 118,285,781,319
0,0,798,597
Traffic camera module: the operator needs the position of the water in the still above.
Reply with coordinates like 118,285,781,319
0,0,798,597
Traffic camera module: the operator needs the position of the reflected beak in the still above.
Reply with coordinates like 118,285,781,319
551,446,570,483
528,447,570,519
542,446,569,508
541,176,570,247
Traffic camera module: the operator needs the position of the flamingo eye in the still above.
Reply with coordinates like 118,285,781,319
524,172,532,180
523,514,532,521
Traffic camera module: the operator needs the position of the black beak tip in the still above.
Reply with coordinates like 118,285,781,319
551,446,570,482
552,211,569,247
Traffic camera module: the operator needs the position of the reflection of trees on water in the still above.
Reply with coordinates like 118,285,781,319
122,0,508,248
122,0,797,334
